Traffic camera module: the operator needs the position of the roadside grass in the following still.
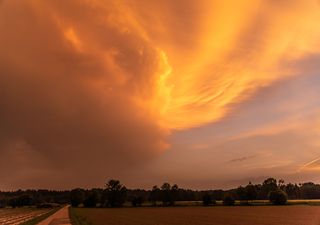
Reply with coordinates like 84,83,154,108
69,207,92,225
20,207,61,225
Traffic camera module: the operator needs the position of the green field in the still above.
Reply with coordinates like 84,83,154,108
71,205,320,225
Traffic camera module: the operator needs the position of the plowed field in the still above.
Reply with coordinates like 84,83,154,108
73,206,320,225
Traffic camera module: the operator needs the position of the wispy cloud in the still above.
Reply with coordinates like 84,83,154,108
228,155,257,163
299,157,320,171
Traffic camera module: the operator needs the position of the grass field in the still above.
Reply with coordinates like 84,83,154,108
0,208,52,225
71,206,320,225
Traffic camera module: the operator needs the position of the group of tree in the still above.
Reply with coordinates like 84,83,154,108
70,180,127,208
1,178,320,208
0,189,70,208
231,178,288,205
149,183,180,206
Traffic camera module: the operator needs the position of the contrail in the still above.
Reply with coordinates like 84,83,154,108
299,156,320,172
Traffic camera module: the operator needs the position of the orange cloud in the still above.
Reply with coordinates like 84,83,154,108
83,0,320,130
2,1,320,132
156,0,320,129
1,0,320,188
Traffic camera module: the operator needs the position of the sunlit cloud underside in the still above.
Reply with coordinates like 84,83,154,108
1,0,320,189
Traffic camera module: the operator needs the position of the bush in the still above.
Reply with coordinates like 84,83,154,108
269,190,287,205
223,195,235,206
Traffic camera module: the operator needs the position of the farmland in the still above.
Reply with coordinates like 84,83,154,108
71,206,320,225
0,208,52,225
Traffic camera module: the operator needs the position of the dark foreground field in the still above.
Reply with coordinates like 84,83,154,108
72,206,320,225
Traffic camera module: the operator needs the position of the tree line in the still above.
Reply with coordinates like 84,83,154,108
1,178,320,208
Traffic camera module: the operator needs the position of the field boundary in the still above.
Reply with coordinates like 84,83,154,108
69,207,92,225
21,207,61,225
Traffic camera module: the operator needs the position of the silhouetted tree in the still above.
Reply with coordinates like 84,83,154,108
300,182,320,199
278,179,285,190
104,179,127,207
8,198,18,208
70,189,85,207
236,186,247,202
236,183,257,205
212,190,224,200
161,183,172,206
149,186,161,206
269,189,287,205
202,194,215,206
171,184,179,205
160,183,179,206
0,198,6,208
83,190,100,208
261,178,278,199
131,196,144,207
285,183,300,199
6,177,320,208
246,182,257,201
19,195,32,206
223,195,235,206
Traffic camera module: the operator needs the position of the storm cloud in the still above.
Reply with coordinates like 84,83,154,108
0,0,320,189
0,0,169,189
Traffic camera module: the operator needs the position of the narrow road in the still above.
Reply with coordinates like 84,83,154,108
37,206,71,225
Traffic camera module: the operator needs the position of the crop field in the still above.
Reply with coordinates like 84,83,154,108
122,200,320,207
0,208,51,225
72,206,320,225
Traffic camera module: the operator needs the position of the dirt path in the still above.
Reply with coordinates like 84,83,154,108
37,206,71,225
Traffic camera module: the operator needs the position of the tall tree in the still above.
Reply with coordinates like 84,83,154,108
261,178,278,199
150,185,161,206
161,183,172,206
245,182,257,201
104,179,127,207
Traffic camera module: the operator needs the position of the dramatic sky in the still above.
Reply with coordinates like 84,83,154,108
1,0,320,190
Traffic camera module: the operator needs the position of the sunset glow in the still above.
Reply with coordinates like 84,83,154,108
0,0,320,189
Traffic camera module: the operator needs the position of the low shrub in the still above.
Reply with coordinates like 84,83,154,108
269,190,287,205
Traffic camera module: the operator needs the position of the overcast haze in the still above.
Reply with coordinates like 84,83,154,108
0,0,320,190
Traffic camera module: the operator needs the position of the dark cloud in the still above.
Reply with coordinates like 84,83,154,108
0,0,168,189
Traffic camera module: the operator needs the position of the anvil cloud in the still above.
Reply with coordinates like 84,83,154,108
0,0,320,189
